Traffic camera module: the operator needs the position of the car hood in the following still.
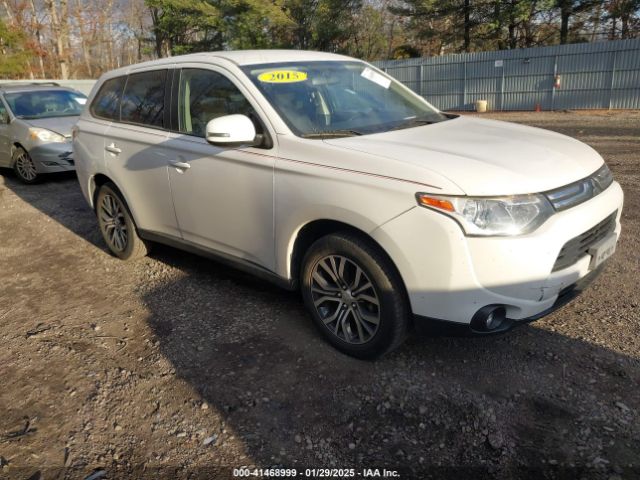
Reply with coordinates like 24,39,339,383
324,116,604,196
26,116,79,138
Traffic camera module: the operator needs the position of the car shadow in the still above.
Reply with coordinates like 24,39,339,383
0,170,105,250
3,171,639,479
138,254,640,479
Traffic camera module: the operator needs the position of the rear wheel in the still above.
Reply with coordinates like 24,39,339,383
301,232,410,359
13,148,40,184
96,183,149,260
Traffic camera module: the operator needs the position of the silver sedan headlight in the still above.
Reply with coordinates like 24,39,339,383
29,127,67,143
416,193,555,236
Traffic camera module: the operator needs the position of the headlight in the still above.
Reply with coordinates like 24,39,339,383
29,127,67,143
416,193,555,236
591,163,613,193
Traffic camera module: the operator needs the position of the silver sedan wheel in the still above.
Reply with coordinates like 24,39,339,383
310,255,381,344
15,151,37,181
99,194,128,252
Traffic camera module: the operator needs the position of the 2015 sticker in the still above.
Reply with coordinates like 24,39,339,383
257,70,308,83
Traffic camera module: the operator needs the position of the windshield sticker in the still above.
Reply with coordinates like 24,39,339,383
361,67,391,89
74,98,87,105
258,70,308,84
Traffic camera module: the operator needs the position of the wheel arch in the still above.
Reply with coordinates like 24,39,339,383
10,142,27,166
92,173,113,209
91,174,141,229
289,220,410,305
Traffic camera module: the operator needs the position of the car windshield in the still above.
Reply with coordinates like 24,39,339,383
242,61,448,138
4,90,87,119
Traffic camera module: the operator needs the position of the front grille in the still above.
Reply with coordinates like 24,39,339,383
545,164,614,212
552,211,617,272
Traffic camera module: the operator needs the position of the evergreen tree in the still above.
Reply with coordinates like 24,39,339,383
0,18,31,78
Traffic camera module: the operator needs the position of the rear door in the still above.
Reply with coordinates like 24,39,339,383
75,77,125,193
103,69,180,238
165,65,277,271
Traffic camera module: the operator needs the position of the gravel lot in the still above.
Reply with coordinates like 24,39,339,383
0,111,638,480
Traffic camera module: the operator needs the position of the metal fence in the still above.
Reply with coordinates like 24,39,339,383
374,39,640,111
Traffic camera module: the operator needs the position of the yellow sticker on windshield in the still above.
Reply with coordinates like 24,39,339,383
258,70,308,84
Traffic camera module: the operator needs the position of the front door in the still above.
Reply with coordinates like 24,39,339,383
166,66,276,271
0,99,11,167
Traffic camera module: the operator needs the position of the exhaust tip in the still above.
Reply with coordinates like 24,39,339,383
471,305,508,332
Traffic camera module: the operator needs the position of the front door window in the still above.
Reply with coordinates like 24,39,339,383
177,68,262,138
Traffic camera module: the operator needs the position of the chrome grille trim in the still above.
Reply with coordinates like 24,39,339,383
544,164,613,212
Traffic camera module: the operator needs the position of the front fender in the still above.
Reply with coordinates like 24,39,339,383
274,167,419,279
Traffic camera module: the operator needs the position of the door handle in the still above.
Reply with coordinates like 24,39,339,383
169,160,191,171
105,143,122,155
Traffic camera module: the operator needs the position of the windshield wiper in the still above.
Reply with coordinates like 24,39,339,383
388,117,440,132
301,129,364,139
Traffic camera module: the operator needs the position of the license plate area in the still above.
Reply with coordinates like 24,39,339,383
588,232,617,270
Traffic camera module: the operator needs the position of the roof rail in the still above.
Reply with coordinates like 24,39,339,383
0,81,61,88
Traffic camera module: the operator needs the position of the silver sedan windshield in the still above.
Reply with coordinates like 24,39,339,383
242,61,448,137
4,90,87,119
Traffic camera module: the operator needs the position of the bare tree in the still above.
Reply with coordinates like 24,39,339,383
74,0,92,77
45,0,70,78
27,0,47,78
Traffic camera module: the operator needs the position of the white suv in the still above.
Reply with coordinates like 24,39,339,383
73,50,623,358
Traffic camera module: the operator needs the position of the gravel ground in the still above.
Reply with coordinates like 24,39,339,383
0,111,638,480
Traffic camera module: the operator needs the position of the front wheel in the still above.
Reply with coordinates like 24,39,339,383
301,232,410,359
95,183,150,261
13,148,40,184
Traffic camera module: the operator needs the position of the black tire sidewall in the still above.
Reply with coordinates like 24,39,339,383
96,184,140,260
301,233,409,359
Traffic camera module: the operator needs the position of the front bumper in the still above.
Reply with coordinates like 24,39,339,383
28,143,75,173
370,181,624,327
413,263,606,335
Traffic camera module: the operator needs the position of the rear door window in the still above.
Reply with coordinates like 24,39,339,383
91,76,126,120
120,70,167,128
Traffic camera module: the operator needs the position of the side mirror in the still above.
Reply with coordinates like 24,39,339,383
205,114,257,147
0,111,9,124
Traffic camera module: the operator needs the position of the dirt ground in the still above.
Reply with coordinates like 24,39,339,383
0,111,639,480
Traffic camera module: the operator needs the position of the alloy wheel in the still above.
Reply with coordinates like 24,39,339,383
310,255,381,344
99,194,128,252
15,152,37,181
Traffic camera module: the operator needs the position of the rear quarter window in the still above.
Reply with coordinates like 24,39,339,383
120,70,167,128
91,76,127,120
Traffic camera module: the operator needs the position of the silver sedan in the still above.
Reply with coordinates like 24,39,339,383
0,83,86,183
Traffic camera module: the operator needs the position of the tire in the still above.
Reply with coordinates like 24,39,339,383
301,232,410,359
95,183,150,260
12,147,40,184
